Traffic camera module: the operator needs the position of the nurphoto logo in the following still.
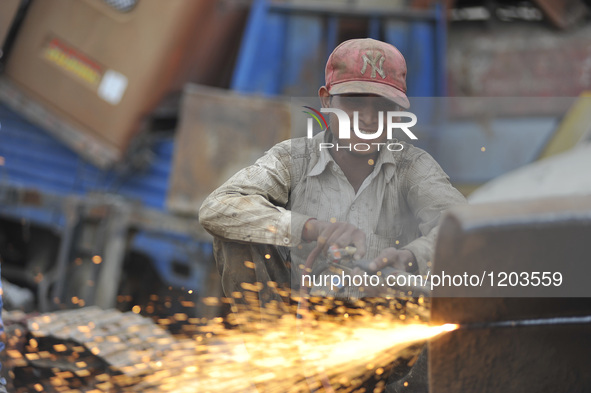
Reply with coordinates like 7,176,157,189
303,106,417,152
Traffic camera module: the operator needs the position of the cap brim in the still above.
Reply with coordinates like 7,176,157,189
329,81,410,109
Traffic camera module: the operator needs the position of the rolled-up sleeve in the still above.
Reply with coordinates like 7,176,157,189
400,152,467,274
199,140,311,247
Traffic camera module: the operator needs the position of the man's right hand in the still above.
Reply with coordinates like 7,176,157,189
302,219,366,260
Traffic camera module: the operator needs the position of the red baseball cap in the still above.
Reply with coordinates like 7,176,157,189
324,38,410,109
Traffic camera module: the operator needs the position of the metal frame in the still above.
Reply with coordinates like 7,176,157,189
0,183,211,311
231,0,447,98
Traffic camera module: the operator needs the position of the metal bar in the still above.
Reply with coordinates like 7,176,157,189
461,315,591,330
269,2,438,21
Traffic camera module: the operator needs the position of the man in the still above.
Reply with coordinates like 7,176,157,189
199,38,466,308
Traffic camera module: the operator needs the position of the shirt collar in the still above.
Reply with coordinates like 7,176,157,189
307,145,333,177
307,132,399,182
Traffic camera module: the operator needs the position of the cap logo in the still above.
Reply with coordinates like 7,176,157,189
361,51,386,79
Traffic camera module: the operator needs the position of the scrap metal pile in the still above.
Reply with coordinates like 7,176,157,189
4,307,179,392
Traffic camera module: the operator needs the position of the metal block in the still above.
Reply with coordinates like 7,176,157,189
429,196,591,392
430,322,591,393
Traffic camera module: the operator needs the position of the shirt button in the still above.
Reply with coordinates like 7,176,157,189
283,237,290,244
350,205,356,211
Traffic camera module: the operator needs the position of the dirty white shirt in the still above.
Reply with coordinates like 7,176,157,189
199,131,467,277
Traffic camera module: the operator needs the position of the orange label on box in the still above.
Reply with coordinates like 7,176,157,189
43,38,103,86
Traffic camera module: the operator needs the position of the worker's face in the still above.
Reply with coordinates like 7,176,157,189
319,87,400,156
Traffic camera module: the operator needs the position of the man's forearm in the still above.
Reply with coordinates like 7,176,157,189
200,192,313,247
199,141,313,246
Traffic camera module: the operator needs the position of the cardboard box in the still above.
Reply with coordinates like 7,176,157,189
167,85,292,215
4,0,245,167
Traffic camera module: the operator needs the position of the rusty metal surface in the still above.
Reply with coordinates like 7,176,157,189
167,84,292,215
448,22,591,98
429,197,591,392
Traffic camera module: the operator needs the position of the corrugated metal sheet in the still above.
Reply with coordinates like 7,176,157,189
0,104,172,210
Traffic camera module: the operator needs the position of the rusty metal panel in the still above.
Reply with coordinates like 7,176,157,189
448,23,591,98
166,84,292,215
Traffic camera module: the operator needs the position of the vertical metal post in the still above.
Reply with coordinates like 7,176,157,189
94,199,131,309
50,196,79,310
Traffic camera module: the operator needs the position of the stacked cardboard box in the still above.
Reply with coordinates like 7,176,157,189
3,0,245,167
